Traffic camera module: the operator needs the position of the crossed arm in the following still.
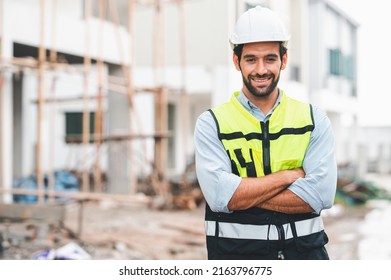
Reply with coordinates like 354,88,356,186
227,169,314,214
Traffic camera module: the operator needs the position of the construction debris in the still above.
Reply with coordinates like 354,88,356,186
32,242,91,260
0,201,208,260
336,177,391,205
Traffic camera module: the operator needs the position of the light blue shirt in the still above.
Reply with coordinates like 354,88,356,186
194,90,337,214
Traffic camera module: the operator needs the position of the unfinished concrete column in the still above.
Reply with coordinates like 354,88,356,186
107,66,130,195
389,145,391,174
357,144,368,177
105,0,137,195
378,144,390,174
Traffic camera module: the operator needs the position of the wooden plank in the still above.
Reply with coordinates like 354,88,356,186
82,0,92,193
0,203,65,222
0,188,152,204
36,0,46,204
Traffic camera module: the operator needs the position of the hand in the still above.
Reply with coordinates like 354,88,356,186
281,168,305,185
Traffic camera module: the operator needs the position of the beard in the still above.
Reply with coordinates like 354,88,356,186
242,72,280,98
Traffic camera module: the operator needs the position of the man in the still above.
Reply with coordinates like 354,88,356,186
194,6,337,260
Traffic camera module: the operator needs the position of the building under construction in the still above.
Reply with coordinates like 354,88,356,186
0,0,208,207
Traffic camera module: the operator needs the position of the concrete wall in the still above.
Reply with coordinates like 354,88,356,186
8,0,131,64
133,0,232,68
358,127,391,175
13,66,106,177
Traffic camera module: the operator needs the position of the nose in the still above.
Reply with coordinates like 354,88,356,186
254,60,268,76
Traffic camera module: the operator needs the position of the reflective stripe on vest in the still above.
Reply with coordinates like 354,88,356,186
205,216,324,240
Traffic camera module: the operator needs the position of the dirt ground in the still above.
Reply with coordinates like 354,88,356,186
0,199,372,260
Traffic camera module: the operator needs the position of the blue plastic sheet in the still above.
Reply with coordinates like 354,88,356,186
12,170,80,203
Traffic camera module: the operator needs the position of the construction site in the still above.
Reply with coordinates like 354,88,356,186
0,0,205,259
1,0,391,260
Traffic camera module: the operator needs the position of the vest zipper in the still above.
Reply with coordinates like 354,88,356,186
260,121,272,175
276,224,285,260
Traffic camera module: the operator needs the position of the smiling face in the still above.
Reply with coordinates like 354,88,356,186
233,41,288,102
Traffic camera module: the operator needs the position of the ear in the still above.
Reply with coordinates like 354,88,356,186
233,52,241,71
280,52,288,70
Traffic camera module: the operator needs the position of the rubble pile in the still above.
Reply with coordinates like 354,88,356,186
336,177,391,206
0,201,207,260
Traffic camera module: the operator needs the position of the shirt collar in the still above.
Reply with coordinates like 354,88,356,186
237,90,282,119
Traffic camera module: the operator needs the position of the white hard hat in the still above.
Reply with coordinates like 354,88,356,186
230,5,290,49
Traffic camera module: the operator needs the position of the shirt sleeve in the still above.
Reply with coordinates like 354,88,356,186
288,106,338,214
194,111,242,213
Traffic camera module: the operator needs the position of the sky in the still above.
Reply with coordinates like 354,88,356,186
328,0,391,126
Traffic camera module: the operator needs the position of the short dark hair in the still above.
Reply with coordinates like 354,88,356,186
233,42,287,63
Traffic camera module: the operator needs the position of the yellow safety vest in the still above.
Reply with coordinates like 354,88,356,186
205,91,327,260
210,91,314,177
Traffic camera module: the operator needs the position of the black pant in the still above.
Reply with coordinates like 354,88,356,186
207,233,330,260
208,245,330,260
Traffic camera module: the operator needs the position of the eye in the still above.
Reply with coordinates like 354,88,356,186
244,57,256,63
266,56,278,62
